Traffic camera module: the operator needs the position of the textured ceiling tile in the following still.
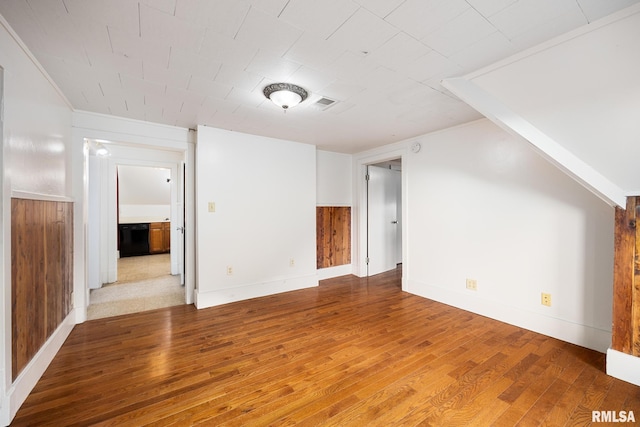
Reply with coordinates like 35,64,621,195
321,80,366,101
283,33,346,72
404,50,463,84
187,76,232,100
165,85,207,108
168,47,222,80
245,49,302,82
278,0,360,39
577,0,640,22
421,8,497,57
215,63,264,91
449,31,516,70
87,48,144,79
385,0,470,40
174,0,250,38
353,0,406,18
487,0,582,40
199,32,258,69
143,62,191,89
249,0,290,17
225,87,264,108
64,0,140,35
327,7,399,55
287,66,336,94
141,0,177,15
506,7,587,50
140,3,207,52
321,51,378,84
366,32,432,72
234,6,303,56
465,0,518,17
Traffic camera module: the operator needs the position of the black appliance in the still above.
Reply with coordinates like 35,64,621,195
119,223,150,257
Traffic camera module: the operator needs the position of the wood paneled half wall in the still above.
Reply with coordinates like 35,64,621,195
316,206,351,269
11,198,73,380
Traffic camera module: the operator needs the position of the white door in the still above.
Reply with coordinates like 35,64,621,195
367,165,399,276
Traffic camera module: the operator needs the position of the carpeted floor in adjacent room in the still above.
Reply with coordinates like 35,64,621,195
87,253,185,320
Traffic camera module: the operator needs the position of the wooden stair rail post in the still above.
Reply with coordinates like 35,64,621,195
612,196,639,355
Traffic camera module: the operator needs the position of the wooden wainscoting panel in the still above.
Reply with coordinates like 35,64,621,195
11,198,73,380
316,206,351,269
612,198,635,353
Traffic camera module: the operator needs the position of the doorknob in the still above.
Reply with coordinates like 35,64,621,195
391,220,398,224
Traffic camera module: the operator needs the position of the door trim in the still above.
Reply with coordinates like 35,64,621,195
353,147,408,288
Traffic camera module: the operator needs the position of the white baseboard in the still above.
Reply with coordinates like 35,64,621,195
1,309,76,426
406,279,611,353
317,264,352,280
194,274,319,309
607,348,640,386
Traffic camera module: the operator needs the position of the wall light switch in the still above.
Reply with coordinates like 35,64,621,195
208,202,216,213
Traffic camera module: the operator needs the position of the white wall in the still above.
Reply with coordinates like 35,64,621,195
317,150,352,206
0,16,74,425
399,119,614,352
195,126,318,308
118,165,171,223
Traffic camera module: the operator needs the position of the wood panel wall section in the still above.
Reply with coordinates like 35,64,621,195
612,196,640,356
11,198,73,381
316,207,351,269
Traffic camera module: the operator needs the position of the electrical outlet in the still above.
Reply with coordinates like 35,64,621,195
289,258,295,267
226,265,233,275
466,278,477,291
541,292,551,307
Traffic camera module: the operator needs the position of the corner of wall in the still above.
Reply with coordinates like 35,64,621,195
607,348,640,386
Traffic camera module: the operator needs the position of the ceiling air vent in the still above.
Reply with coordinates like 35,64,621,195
311,97,337,110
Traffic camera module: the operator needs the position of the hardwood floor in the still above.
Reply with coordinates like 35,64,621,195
12,269,640,426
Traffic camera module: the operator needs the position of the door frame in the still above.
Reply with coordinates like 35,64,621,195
353,146,408,289
72,114,195,323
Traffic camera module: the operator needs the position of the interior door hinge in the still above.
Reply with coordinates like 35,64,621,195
365,173,370,181
366,257,370,264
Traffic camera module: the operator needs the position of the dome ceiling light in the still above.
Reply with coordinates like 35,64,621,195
263,83,308,111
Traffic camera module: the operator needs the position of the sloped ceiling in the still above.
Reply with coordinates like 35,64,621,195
444,4,640,206
0,0,638,153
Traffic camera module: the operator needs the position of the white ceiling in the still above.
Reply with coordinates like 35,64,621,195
1,0,638,153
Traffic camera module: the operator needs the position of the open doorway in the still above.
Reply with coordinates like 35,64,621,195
367,159,402,276
85,143,188,319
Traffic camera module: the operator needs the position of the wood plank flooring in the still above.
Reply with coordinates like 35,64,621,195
12,269,640,426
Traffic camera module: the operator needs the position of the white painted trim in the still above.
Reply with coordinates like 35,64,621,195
607,348,640,386
0,310,75,425
317,264,352,280
73,111,189,149
441,77,626,208
316,203,352,208
10,191,73,203
353,145,409,284
194,274,319,309
406,278,611,353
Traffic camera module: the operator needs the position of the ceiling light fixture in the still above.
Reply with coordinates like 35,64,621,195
263,83,308,111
